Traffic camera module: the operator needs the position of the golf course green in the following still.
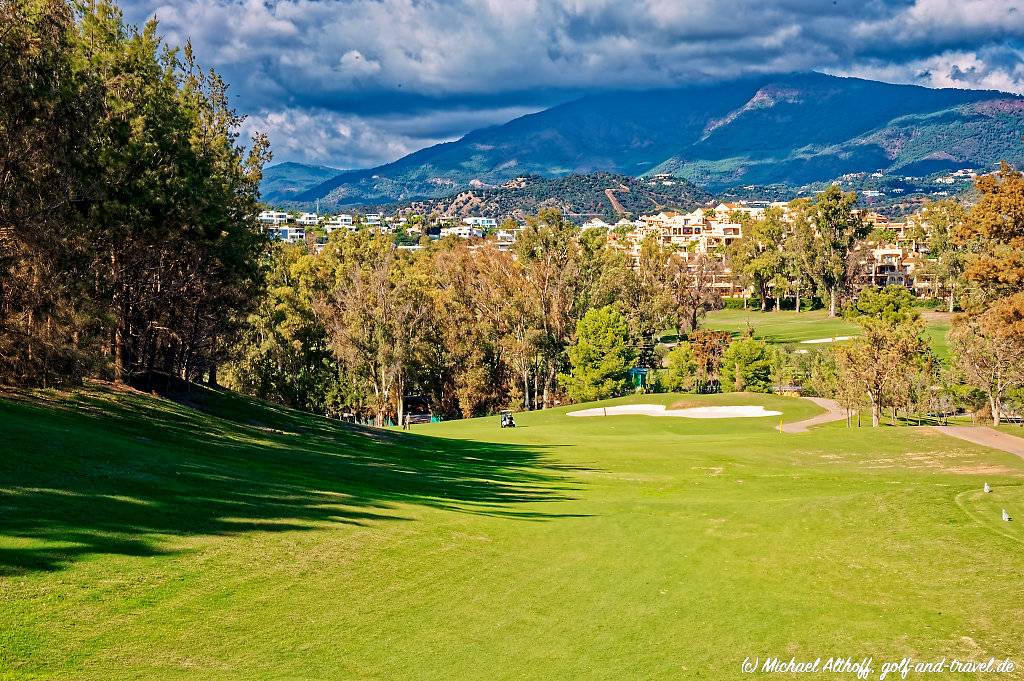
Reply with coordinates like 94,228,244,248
701,308,953,361
2,385,1022,679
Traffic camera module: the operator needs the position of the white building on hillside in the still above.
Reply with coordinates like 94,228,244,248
463,216,498,230
440,225,483,239
259,210,290,225
296,212,319,226
266,226,306,243
323,214,354,233
581,218,611,230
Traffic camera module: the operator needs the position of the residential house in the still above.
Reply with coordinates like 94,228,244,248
323,214,355,234
440,225,483,239
258,210,290,226
463,216,498,231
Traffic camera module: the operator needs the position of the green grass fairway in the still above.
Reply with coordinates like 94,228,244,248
702,309,952,360
922,314,952,362
3,386,1024,679
701,308,860,344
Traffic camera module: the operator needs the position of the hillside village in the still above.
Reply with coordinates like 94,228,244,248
258,196,952,305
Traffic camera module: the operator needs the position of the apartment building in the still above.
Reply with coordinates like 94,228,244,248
258,210,290,226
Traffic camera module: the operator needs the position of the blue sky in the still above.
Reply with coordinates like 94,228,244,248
119,0,1024,169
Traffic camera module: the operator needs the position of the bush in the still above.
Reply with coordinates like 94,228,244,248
720,338,775,393
722,296,760,310
662,343,699,393
913,297,944,310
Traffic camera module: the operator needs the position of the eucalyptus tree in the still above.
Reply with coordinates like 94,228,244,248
790,186,867,317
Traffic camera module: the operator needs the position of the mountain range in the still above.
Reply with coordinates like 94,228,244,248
266,72,1024,207
260,162,341,203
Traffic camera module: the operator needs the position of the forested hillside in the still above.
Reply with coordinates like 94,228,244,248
395,173,711,222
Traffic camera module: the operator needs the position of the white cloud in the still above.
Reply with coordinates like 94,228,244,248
240,109,434,168
240,104,544,168
122,0,1024,167
835,47,1024,95
338,50,381,78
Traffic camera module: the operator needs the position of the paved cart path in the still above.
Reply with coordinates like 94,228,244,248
931,426,1024,460
778,397,847,433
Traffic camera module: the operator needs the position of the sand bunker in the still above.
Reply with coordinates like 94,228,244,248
567,404,782,419
799,336,855,344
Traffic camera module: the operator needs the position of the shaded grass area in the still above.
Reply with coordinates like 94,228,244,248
3,387,1024,679
0,383,579,578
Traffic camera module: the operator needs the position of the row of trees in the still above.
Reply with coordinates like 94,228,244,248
1,0,268,387
226,171,1024,427
727,185,868,316
800,165,1024,426
224,209,725,424
725,185,980,318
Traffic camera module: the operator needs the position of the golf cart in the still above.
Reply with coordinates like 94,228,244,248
500,410,516,428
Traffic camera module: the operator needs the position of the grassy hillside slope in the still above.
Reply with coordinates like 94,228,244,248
2,385,1022,679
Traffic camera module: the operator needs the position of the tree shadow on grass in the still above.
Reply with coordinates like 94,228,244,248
0,384,590,576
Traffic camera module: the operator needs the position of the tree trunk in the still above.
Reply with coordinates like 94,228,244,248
114,323,127,383
828,288,838,318
991,394,1002,427
775,294,781,312
207,363,218,387
870,394,881,427
947,288,955,313
795,285,801,313
543,365,556,409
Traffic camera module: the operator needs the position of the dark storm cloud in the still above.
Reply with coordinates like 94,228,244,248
118,0,1024,167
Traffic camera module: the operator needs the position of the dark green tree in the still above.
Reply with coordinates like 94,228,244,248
560,305,635,403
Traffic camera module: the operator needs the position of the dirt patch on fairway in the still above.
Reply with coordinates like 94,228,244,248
567,404,781,418
945,464,1017,475
667,398,705,410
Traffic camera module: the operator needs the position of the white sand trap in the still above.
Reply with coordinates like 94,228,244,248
799,335,855,344
567,404,782,419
